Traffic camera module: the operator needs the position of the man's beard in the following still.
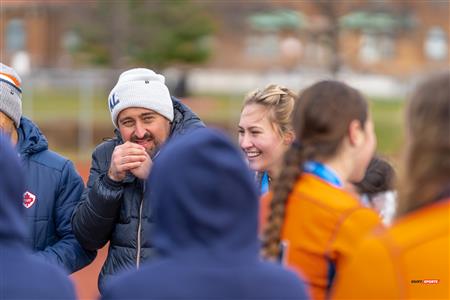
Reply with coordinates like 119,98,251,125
130,132,161,159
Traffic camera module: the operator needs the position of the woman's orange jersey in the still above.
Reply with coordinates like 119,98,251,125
267,173,381,299
332,198,450,299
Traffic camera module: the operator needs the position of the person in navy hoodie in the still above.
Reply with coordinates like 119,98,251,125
102,128,308,300
0,63,95,273
0,134,76,299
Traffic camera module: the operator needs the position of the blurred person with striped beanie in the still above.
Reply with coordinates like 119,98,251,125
0,133,76,299
0,62,96,274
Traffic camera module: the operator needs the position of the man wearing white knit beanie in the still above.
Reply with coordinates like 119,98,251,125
107,68,175,180
73,67,204,293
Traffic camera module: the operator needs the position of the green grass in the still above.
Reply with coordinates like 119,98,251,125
190,93,406,156
369,98,405,155
22,88,111,122
21,89,406,160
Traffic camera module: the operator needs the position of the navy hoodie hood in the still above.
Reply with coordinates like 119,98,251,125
147,128,260,263
0,134,27,242
103,128,308,299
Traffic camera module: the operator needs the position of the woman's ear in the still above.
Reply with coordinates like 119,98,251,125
348,120,364,147
283,130,295,145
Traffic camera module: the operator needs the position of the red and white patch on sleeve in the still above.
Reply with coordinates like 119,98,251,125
23,191,37,208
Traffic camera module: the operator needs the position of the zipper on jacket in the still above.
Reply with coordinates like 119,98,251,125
136,197,144,269
136,181,146,269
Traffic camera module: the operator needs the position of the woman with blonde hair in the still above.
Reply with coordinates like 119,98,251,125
238,84,296,195
332,71,450,299
261,80,381,299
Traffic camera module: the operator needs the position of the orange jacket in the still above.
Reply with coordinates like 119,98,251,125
332,198,450,299
259,192,272,235
274,173,381,300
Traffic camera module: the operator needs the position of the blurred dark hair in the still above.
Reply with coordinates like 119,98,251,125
262,80,369,260
353,156,395,198
397,71,450,216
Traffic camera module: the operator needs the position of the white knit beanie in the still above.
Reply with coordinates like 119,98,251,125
108,68,174,128
0,63,22,128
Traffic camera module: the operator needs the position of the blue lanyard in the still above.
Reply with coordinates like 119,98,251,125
303,161,343,188
260,171,270,195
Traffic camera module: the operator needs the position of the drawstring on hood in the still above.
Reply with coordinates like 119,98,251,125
147,128,260,263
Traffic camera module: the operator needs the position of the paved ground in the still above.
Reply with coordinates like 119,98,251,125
71,246,107,299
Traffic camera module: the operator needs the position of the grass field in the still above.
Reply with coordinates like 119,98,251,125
369,97,405,156
23,88,111,122
188,94,405,155
23,89,406,161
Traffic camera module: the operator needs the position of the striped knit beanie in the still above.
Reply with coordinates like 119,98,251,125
0,63,22,128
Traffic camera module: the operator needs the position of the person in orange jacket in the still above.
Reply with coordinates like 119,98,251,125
261,80,381,300
332,71,450,299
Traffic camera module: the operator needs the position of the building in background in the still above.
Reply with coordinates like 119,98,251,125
206,0,449,76
0,0,73,71
1,0,448,76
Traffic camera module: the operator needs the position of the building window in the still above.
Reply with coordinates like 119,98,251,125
6,19,26,52
359,32,395,64
424,26,448,61
245,34,279,58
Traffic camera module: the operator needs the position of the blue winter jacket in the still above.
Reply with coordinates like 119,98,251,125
0,134,76,299
17,117,96,273
72,99,205,293
102,129,308,300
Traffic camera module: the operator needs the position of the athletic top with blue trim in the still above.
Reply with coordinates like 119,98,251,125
259,171,270,195
279,161,381,300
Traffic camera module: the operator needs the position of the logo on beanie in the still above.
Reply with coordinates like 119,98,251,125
23,191,37,208
109,93,120,112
